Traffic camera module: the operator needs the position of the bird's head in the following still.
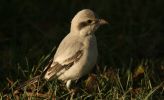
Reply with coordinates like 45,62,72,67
70,9,108,36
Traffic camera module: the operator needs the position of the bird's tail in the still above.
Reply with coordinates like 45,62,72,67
3,59,53,94
16,59,53,90
2,75,45,94
16,75,42,90
11,75,47,96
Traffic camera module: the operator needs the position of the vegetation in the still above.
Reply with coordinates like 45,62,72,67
0,0,163,99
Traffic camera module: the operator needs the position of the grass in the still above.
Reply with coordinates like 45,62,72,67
0,0,163,99
1,52,163,99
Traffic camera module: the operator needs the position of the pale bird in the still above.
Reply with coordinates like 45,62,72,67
19,9,108,90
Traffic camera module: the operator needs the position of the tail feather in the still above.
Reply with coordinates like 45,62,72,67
17,75,41,90
2,59,54,94
17,58,53,90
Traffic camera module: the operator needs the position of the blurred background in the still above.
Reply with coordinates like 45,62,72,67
0,0,163,81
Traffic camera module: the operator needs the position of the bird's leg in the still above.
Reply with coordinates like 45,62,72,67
66,80,77,100
66,80,72,90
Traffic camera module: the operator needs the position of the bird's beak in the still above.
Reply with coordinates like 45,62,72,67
98,19,109,25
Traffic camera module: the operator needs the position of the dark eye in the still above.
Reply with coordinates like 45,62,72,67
78,20,92,30
87,19,92,24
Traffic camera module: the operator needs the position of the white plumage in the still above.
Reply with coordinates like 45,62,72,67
19,9,108,90
44,9,108,89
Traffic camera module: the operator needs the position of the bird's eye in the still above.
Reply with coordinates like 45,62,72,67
87,19,92,24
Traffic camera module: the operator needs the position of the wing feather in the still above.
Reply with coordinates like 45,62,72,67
44,34,84,80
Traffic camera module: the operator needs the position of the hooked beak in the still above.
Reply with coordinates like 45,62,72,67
98,19,109,25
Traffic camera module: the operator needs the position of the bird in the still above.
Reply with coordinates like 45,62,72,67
17,9,108,90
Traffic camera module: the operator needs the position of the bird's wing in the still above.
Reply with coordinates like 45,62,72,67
44,34,84,80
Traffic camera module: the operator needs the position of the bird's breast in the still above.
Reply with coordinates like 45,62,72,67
81,35,98,73
58,35,98,81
